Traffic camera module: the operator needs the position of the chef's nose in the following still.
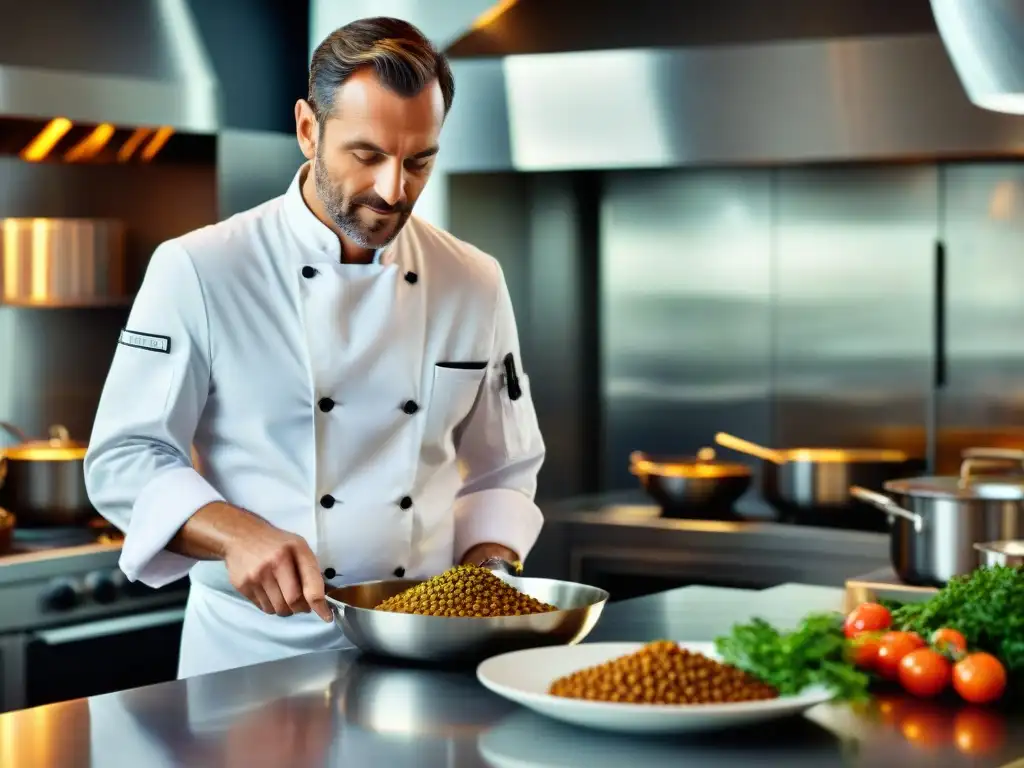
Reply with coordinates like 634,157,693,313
374,162,405,207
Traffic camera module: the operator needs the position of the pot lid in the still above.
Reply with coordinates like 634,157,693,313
884,475,1024,500
1,424,87,461
784,447,909,463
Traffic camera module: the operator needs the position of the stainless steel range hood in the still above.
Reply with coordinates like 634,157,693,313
439,1,1024,172
0,0,219,134
931,0,1024,115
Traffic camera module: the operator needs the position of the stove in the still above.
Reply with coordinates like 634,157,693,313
843,566,939,612
0,516,188,713
7,517,123,555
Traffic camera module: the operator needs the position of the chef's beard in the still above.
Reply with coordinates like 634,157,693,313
313,150,412,250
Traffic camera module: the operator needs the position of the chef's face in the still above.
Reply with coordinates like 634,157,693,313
299,68,444,250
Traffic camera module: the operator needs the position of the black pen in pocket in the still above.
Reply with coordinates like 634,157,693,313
502,353,522,401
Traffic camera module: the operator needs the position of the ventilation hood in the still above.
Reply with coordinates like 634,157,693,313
438,0,1024,172
0,0,219,136
931,0,1024,115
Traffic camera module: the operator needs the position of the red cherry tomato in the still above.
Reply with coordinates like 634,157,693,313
953,653,1007,705
876,631,926,680
930,628,968,656
848,634,882,670
844,602,893,638
898,648,951,698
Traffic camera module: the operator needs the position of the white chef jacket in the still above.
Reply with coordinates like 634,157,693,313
84,163,546,678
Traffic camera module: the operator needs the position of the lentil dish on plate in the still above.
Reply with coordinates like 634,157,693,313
548,640,779,705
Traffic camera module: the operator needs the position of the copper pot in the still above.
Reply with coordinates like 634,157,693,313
0,507,13,554
0,422,91,526
0,218,128,307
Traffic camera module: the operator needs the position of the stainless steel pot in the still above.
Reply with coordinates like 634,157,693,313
629,448,751,518
0,218,128,307
974,540,1024,568
850,448,1024,587
0,422,92,526
715,432,922,529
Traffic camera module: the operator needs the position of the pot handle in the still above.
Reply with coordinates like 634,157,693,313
849,486,924,533
628,451,649,478
959,447,1024,483
0,421,29,444
48,424,72,446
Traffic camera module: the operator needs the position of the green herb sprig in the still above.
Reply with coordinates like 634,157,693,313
714,613,870,702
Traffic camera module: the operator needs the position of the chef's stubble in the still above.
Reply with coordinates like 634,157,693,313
313,145,411,250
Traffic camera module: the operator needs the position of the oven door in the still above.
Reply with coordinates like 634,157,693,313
22,607,185,709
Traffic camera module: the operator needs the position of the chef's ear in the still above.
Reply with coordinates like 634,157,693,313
294,99,318,161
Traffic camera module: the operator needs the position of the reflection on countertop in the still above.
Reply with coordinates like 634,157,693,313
0,584,1021,767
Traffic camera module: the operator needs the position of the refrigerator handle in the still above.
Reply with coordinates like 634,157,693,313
934,239,947,389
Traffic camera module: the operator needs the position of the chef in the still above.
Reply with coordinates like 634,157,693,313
84,16,545,678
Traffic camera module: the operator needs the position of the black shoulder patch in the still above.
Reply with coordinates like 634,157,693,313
119,329,171,354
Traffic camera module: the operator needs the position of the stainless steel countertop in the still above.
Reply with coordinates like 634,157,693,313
1,583,1021,767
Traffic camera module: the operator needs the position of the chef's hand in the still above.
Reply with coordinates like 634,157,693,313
172,501,332,622
223,512,333,622
460,542,519,567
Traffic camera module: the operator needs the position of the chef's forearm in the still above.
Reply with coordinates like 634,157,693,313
166,501,264,561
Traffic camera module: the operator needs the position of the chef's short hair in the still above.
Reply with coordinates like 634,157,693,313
308,17,455,124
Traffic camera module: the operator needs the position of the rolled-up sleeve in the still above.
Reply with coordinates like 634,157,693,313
85,241,224,588
452,261,546,563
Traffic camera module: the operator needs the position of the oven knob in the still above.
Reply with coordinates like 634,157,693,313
42,578,82,612
85,570,122,604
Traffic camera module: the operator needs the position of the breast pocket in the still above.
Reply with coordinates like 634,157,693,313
423,364,486,450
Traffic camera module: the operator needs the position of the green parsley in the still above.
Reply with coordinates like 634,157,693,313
714,613,870,702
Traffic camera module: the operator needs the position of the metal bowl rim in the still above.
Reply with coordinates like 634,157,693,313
326,575,610,622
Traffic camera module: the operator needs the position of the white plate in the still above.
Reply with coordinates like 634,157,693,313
476,641,832,735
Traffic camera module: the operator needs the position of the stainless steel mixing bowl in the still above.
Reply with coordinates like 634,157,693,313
326,572,609,664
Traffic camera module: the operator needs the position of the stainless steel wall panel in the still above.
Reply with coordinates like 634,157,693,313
937,162,1024,471
216,130,304,220
773,166,936,454
600,169,773,490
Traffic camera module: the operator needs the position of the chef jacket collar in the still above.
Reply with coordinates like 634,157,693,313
283,163,396,267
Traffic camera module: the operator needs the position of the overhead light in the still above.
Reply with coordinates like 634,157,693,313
117,127,154,163
139,127,175,162
20,118,73,162
931,0,1024,114
64,123,116,163
471,0,518,31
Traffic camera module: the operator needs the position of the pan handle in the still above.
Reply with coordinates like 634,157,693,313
713,433,785,464
849,486,924,533
628,451,649,478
